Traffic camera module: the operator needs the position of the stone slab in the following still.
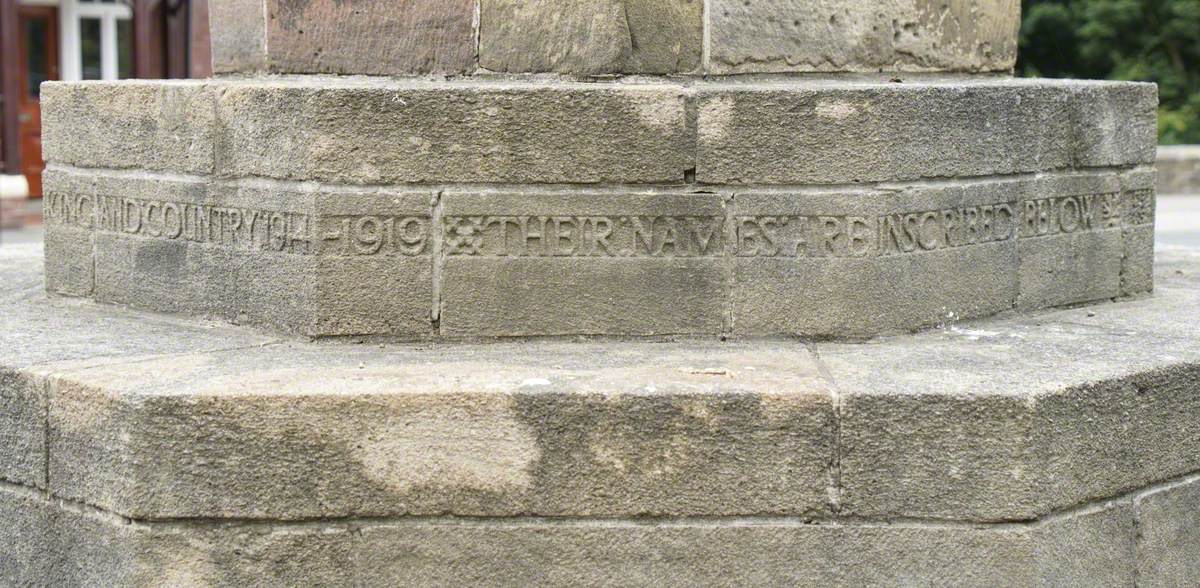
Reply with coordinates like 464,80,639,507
42,78,1154,188
1157,145,1200,195
479,0,702,74
265,0,476,75
1135,475,1200,586
439,191,728,336
696,79,1156,185
4,246,1200,524
0,483,1137,587
41,81,216,176
708,0,1020,74
42,164,1155,338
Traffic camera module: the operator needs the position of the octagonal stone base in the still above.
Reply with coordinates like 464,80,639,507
4,244,1200,585
40,76,1157,339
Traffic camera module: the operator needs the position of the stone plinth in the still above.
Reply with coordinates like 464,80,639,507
210,0,1019,76
39,77,1157,338
4,244,1200,585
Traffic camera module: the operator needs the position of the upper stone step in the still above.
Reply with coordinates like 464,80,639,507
210,0,1020,76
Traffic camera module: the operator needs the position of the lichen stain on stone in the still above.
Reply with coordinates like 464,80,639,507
815,100,858,120
351,396,539,494
698,96,735,142
630,92,684,132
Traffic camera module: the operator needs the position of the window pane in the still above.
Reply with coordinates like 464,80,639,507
117,19,133,78
23,18,49,98
80,17,102,80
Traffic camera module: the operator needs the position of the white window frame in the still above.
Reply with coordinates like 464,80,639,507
59,0,132,81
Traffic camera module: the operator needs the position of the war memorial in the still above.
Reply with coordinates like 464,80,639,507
3,0,1200,584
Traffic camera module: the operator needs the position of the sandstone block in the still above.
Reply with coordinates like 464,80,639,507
53,168,435,336
265,0,475,75
1015,174,1126,310
0,482,1138,586
44,341,833,519
0,370,45,488
208,0,267,73
440,192,727,336
215,81,691,184
695,80,1156,185
732,179,1020,337
1135,476,1200,586
1121,170,1157,295
41,81,216,175
708,0,1020,74
42,169,95,297
480,0,701,74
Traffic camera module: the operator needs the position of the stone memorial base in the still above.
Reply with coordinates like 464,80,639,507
41,76,1157,340
4,242,1200,586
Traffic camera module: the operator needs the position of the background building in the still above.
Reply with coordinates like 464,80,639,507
0,0,210,211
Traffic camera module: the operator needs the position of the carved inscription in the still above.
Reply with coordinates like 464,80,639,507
444,215,724,257
737,204,1017,258
44,189,1148,261
44,194,430,256
1017,193,1120,238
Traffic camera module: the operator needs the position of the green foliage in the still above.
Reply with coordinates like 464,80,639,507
1019,0,1200,143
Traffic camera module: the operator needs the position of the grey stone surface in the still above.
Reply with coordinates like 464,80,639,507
44,341,833,519
2,248,1200,524
1157,145,1200,195
709,0,1020,74
731,179,1022,337
264,0,476,75
823,252,1200,521
1136,475,1200,587
208,0,266,73
0,370,45,488
479,0,702,74
46,167,435,336
696,79,1156,185
1121,170,1157,295
1015,173,1126,310
213,80,691,184
440,192,728,336
0,482,1141,587
41,81,216,176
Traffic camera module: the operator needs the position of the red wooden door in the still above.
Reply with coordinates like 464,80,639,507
16,6,58,198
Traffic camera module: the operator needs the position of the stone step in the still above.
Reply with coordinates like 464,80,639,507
39,77,1157,339
4,244,1200,585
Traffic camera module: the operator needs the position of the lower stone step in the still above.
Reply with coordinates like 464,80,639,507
3,244,1200,585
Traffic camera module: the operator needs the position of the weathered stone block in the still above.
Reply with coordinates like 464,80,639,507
695,80,1155,185
265,0,475,75
480,0,702,74
440,192,728,336
44,341,832,519
1156,145,1200,194
732,180,1020,337
42,169,95,297
0,370,45,488
1015,174,1125,310
1136,476,1200,586
68,169,434,336
708,0,1020,74
0,483,1139,586
1121,170,1157,295
215,80,691,184
41,81,216,175
209,0,267,73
